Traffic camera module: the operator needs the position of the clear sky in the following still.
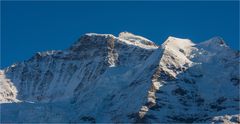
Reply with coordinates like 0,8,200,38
1,1,239,68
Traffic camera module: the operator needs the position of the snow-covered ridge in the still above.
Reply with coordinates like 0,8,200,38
118,32,156,46
72,33,231,52
85,33,115,37
84,32,156,47
70,32,158,51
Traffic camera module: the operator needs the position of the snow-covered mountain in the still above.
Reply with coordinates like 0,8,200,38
0,32,239,123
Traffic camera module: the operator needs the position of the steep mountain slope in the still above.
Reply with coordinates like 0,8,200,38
0,32,239,123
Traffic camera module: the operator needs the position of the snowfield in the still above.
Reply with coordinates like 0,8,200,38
0,32,239,123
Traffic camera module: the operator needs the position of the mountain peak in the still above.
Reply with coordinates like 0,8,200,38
162,36,195,50
69,33,116,52
118,32,156,46
199,36,227,47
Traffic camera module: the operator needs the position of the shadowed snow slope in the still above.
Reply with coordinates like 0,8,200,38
0,32,239,123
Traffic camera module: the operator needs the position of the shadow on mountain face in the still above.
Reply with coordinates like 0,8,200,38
140,56,240,123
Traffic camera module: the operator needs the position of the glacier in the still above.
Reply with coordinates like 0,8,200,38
0,32,239,123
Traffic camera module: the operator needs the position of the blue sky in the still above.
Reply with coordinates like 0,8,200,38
1,1,239,68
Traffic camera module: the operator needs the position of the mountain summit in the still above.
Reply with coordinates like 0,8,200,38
0,32,239,123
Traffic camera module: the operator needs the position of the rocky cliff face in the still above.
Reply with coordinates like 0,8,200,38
0,32,239,123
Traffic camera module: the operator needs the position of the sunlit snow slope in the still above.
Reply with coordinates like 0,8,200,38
0,32,239,123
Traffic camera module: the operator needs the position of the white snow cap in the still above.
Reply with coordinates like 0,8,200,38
118,32,156,46
85,33,115,38
162,36,195,50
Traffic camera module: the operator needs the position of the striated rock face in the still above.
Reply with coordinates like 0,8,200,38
0,32,239,123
